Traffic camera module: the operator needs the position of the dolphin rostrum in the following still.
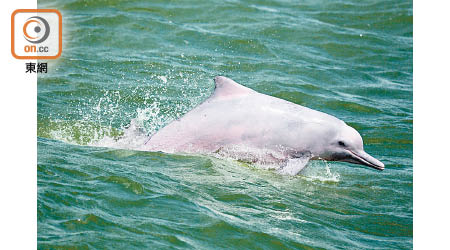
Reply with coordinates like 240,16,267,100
144,76,384,175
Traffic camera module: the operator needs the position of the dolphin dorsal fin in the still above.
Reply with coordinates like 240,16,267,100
210,76,254,100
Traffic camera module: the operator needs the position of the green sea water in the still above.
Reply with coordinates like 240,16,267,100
37,0,413,249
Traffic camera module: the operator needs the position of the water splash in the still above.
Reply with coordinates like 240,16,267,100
89,102,170,150
40,71,211,148
299,160,340,183
41,101,168,150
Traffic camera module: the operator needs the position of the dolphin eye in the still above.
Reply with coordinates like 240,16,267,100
338,141,346,147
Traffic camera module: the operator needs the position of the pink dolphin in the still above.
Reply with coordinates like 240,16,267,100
144,76,384,175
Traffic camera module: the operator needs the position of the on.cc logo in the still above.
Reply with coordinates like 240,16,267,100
11,9,62,59
23,16,50,44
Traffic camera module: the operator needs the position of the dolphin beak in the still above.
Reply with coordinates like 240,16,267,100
347,149,385,171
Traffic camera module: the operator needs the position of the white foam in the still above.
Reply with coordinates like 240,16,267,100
157,75,167,83
299,160,340,182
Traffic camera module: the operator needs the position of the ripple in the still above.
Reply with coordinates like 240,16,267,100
96,175,145,195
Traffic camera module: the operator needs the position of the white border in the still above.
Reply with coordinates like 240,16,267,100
1,0,37,248
1,0,448,248
414,0,450,248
